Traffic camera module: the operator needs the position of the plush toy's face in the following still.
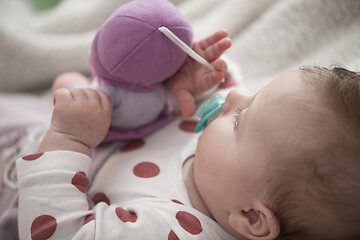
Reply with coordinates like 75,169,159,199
90,0,193,92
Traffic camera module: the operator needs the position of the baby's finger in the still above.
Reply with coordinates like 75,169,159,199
53,88,73,105
198,30,228,51
203,38,232,63
213,59,228,83
212,59,228,73
197,60,227,91
82,88,102,103
70,88,88,101
98,90,113,112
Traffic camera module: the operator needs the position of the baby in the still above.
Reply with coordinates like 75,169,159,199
14,42,360,239
192,66,360,240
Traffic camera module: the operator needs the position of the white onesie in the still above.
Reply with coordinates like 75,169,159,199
16,118,236,240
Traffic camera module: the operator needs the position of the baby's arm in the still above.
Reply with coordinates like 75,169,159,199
16,88,114,239
168,30,233,117
38,88,112,157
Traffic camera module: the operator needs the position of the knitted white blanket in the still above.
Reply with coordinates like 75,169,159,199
0,0,359,93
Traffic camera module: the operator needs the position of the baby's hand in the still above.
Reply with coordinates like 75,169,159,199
168,30,232,117
38,88,112,156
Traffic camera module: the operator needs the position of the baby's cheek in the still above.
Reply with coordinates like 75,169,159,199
194,143,216,178
195,134,212,163
193,156,208,192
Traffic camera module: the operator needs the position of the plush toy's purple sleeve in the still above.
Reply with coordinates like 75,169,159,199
104,111,173,142
101,83,167,129
99,82,173,142
90,0,193,92
102,92,174,142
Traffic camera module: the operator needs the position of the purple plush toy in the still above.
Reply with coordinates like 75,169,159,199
90,0,193,142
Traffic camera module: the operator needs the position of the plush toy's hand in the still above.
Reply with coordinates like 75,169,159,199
168,30,232,117
38,88,112,157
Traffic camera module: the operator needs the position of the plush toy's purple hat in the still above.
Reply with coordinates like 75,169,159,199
90,0,193,92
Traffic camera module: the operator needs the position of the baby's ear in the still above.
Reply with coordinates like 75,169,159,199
228,203,280,240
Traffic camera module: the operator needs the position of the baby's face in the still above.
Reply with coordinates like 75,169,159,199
194,70,311,236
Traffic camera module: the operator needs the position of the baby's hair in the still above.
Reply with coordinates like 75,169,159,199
263,66,360,240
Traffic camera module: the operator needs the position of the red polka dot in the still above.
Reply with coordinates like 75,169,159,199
121,139,145,152
179,120,198,133
22,152,44,161
84,214,95,225
176,211,202,235
31,215,57,240
171,199,184,205
71,171,89,193
92,192,110,205
115,207,137,223
133,162,160,178
168,230,179,240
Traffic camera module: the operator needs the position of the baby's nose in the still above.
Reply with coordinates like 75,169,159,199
223,90,251,113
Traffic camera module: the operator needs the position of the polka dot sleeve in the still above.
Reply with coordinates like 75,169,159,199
16,151,92,240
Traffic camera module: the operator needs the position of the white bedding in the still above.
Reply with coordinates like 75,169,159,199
0,0,359,94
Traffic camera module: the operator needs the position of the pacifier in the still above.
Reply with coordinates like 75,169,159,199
194,94,225,133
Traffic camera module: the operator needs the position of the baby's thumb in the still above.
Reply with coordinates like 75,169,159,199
174,89,196,117
53,88,71,106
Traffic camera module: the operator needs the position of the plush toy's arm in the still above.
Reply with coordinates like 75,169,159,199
99,83,167,129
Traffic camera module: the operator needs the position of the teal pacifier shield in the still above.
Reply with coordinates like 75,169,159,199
195,94,225,133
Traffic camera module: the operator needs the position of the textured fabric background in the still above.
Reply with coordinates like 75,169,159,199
0,0,359,93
